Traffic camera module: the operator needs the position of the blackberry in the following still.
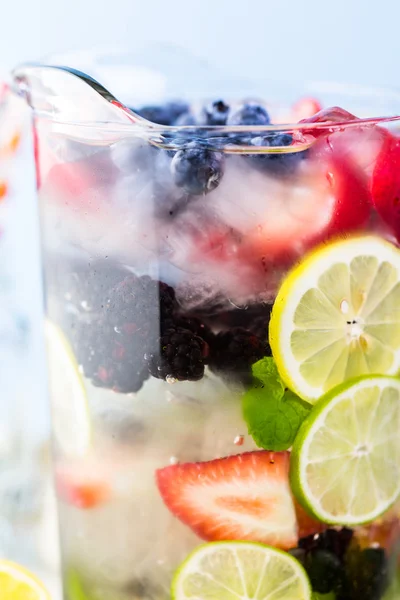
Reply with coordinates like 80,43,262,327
299,528,354,562
146,322,209,382
49,259,129,316
175,315,214,347
209,327,269,380
105,274,177,326
74,319,150,393
71,273,178,393
338,546,389,600
305,549,342,594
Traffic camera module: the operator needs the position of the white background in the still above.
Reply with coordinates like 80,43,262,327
0,0,400,87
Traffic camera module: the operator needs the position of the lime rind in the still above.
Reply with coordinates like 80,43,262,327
290,375,400,526
269,235,400,403
172,541,311,600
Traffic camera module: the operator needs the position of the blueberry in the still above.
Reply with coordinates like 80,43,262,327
150,149,192,218
305,549,342,595
171,142,224,195
228,102,270,126
203,100,230,126
245,132,308,176
134,101,189,126
175,112,198,126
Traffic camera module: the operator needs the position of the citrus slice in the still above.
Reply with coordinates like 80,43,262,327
45,320,91,457
0,560,51,600
270,235,400,402
290,375,400,525
172,541,311,600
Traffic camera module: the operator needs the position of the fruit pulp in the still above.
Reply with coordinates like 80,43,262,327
35,96,400,600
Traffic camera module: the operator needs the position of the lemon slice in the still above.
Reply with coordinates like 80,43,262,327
270,235,400,402
172,541,311,600
0,560,51,600
45,320,91,457
290,375,400,525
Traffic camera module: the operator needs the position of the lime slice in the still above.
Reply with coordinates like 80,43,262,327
270,235,400,402
290,375,400,525
172,541,311,600
45,320,91,457
0,559,51,600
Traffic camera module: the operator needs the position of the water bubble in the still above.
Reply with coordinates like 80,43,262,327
169,456,179,465
80,300,90,311
340,299,349,314
114,326,122,334
234,435,244,446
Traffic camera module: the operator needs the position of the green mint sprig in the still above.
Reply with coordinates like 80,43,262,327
242,357,311,451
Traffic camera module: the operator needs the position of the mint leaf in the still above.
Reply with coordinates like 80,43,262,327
251,356,284,392
243,358,311,451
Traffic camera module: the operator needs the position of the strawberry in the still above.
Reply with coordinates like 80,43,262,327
291,97,323,122
237,141,371,268
44,154,116,212
371,132,400,240
55,464,111,509
156,451,321,550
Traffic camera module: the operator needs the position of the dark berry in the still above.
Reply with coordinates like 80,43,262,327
203,100,230,126
339,546,389,600
299,528,354,562
171,142,225,195
135,101,189,126
106,274,177,325
50,260,129,316
146,323,209,382
245,132,307,176
175,316,214,347
174,112,198,126
305,549,342,594
71,274,178,393
209,327,269,380
228,102,270,126
150,149,195,218
74,319,150,393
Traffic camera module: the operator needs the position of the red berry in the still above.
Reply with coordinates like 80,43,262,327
371,132,400,240
291,97,323,122
156,451,321,549
56,465,111,509
238,141,371,267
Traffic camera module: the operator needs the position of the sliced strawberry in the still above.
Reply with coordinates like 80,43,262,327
371,132,400,240
291,97,323,122
56,464,111,509
156,450,321,550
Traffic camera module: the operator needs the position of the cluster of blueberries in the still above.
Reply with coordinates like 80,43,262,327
132,100,305,199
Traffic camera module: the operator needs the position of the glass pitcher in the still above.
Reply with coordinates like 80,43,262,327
13,50,400,600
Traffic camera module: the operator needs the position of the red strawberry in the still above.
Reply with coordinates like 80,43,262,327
291,97,323,122
371,132,400,240
237,142,371,267
44,154,116,212
156,451,321,550
56,464,111,509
